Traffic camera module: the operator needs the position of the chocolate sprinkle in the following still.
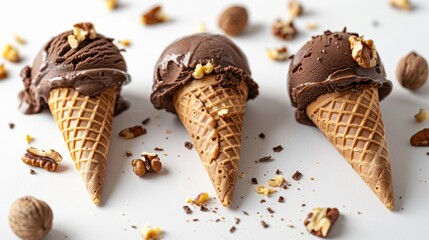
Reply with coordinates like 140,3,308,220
230,226,237,233
184,141,193,150
292,171,303,181
242,211,249,216
261,220,269,228
142,118,150,125
251,178,258,184
235,217,241,224
183,206,192,214
258,156,272,162
258,133,265,139
273,145,284,153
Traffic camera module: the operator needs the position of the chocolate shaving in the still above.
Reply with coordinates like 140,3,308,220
215,219,221,222
260,199,266,204
8,123,15,129
154,147,164,151
235,217,241,225
242,211,249,216
278,196,285,203
267,207,275,214
183,206,192,215
258,156,272,162
292,171,303,181
261,220,269,228
184,141,193,150
192,218,199,222
200,206,209,212
30,169,36,175
251,178,258,184
142,118,150,125
275,169,282,175
258,133,265,139
273,145,283,153
230,226,237,233
125,151,132,157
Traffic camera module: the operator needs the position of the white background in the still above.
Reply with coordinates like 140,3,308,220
1,0,428,239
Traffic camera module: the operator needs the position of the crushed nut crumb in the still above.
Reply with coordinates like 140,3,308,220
125,151,133,157
192,62,214,79
278,196,285,203
272,19,297,40
307,22,318,30
29,169,36,175
195,22,207,33
2,44,20,62
255,185,277,196
289,0,303,17
118,39,131,47
105,0,118,10
415,108,428,122
390,0,411,10
217,108,230,119
0,63,8,80
140,225,163,240
142,118,151,125
189,192,209,206
251,178,258,184
14,35,26,45
230,226,237,233
141,5,168,25
25,134,34,144
119,125,147,139
8,123,15,129
258,133,265,139
267,46,290,61
268,175,286,187
68,22,97,49
304,207,340,238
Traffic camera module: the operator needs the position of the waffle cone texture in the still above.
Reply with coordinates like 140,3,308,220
48,87,116,206
306,86,394,209
174,75,248,207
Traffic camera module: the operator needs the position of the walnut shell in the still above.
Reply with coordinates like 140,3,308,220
218,6,248,36
9,196,53,240
396,51,428,90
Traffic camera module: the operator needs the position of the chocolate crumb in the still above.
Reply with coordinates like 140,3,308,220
283,185,288,189
275,169,282,175
215,219,221,222
142,118,150,125
193,218,199,222
260,199,266,204
235,217,241,224
273,145,284,153
292,171,303,181
288,224,294,228
259,133,265,139
251,178,258,184
242,211,249,216
230,226,237,233
131,225,137,229
184,141,193,150
200,206,209,212
29,169,36,175
426,152,429,156
8,123,15,129
324,30,332,35
261,220,269,228
154,147,164,151
357,211,361,215
125,151,132,157
278,196,285,203
183,206,192,214
267,207,275,214
301,204,306,207
372,20,379,27
258,156,272,162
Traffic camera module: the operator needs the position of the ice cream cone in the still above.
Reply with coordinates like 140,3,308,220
173,75,248,207
306,86,394,209
48,87,116,205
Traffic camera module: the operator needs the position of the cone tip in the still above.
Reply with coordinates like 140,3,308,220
93,197,101,206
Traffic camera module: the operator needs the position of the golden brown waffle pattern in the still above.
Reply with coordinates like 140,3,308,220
48,87,116,205
174,76,248,207
306,87,394,209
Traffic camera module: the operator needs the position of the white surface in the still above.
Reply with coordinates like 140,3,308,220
1,0,428,239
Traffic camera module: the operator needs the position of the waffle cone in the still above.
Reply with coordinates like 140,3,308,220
48,87,116,206
306,86,394,209
173,75,248,207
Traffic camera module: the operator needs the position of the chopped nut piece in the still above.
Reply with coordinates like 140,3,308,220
105,0,118,10
132,152,162,176
410,128,429,146
304,207,340,238
396,51,428,90
255,185,277,196
184,141,193,150
141,5,168,25
118,39,131,47
14,35,26,45
67,35,79,49
67,22,96,49
307,22,318,30
390,0,411,10
2,44,20,63
217,109,230,119
195,22,207,33
288,1,303,17
21,147,63,172
0,63,8,80
273,145,284,152
119,125,147,139
132,159,147,176
292,170,303,181
268,175,286,187
192,192,209,206
25,134,34,144
183,206,192,215
348,35,377,68
272,19,297,40
415,108,428,122
267,46,289,61
192,62,214,79
140,225,163,240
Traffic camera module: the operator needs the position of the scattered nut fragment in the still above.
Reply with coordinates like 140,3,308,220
14,35,26,45
410,128,429,146
348,35,377,68
132,152,162,176
218,6,248,36
304,207,340,238
272,19,297,40
307,22,318,30
390,0,411,10
140,225,163,240
67,22,96,49
218,109,230,119
194,22,207,33
9,196,53,240
288,1,303,17
118,39,131,47
21,147,63,172
268,175,286,187
192,62,214,79
119,125,147,139
25,134,34,144
415,108,428,122
396,51,428,90
0,63,8,80
267,46,290,61
2,44,20,63
255,185,277,196
105,0,118,10
141,5,168,25
188,192,209,206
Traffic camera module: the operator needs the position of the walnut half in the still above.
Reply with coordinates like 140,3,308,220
348,35,377,68
67,22,97,49
21,147,63,172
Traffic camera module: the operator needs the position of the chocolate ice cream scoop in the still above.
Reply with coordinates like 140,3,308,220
150,33,258,113
19,30,130,115
288,30,392,125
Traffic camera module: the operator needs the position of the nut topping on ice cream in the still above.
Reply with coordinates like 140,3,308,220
348,35,377,68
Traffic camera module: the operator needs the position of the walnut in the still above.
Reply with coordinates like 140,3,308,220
288,1,303,18
218,6,248,36
2,44,20,63
21,147,63,172
410,128,429,146
140,225,163,240
0,63,8,80
255,185,277,196
304,207,340,238
415,108,428,122
131,152,162,176
396,51,428,90
141,5,168,25
272,19,297,40
390,0,411,10
119,125,147,139
67,22,96,49
267,46,290,61
9,196,53,240
348,35,377,68
268,175,285,187
192,62,214,79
